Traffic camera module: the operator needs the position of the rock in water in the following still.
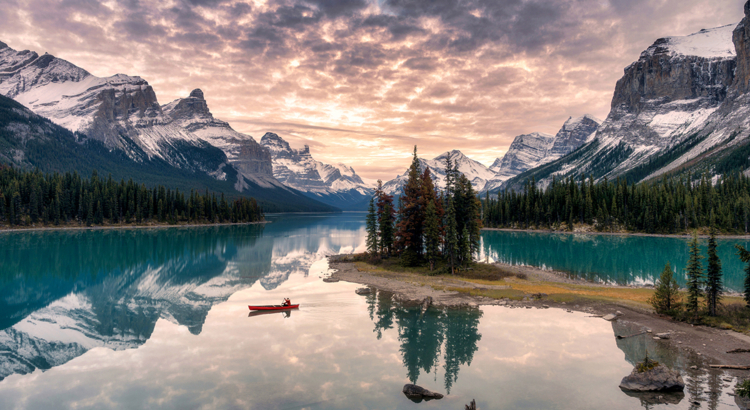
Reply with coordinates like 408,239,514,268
619,364,685,392
402,384,444,402
355,287,372,295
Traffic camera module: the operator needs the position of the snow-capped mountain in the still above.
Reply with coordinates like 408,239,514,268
485,115,600,191
503,7,750,190
382,150,496,195
260,132,374,210
0,41,334,212
162,89,279,190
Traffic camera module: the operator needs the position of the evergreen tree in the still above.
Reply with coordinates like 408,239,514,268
443,157,459,274
649,262,681,314
685,232,704,317
396,146,425,265
366,197,379,256
375,180,396,257
737,244,750,307
424,199,440,271
706,229,723,316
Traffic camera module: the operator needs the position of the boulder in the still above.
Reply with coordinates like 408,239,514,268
355,287,372,295
655,333,670,339
603,313,618,321
619,364,685,392
322,277,339,283
402,384,444,403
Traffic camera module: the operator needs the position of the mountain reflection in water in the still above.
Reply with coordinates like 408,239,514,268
0,213,366,382
0,214,742,410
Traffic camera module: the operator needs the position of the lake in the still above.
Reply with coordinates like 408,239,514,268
481,230,750,292
0,214,742,409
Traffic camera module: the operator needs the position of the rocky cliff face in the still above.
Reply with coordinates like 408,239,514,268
733,2,750,94
548,115,601,158
484,115,600,192
162,89,276,187
259,132,373,210
491,132,556,180
501,13,750,190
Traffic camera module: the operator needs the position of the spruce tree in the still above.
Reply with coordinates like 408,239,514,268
375,180,396,257
444,157,459,274
706,229,723,316
737,245,750,307
424,199,440,271
396,146,425,265
685,232,704,317
649,262,680,314
366,197,379,256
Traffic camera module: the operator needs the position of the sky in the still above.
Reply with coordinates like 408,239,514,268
0,0,746,181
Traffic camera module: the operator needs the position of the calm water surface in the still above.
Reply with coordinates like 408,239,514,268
0,214,742,409
482,230,750,291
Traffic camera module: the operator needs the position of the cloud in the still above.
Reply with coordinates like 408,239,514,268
0,0,747,180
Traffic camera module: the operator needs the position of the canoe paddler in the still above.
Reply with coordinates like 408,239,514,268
282,298,291,306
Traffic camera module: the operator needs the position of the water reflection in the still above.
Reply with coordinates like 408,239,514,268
481,231,750,291
368,291,482,394
0,214,366,382
612,321,735,410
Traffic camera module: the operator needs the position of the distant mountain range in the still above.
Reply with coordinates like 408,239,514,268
0,42,334,212
381,115,601,196
3,1,750,209
259,133,374,210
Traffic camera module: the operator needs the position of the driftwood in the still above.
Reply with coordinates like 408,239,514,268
709,365,750,370
727,349,750,354
465,399,477,410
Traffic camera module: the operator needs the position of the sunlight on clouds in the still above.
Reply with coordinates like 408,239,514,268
0,0,746,179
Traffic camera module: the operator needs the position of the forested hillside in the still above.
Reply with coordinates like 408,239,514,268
0,166,263,228
483,173,750,234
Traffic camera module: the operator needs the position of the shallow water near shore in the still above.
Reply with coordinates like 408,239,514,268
0,214,742,409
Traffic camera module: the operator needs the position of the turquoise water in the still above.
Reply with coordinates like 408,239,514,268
481,230,750,291
0,214,741,409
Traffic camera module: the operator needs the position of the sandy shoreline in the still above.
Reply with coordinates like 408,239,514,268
483,227,750,239
328,255,750,371
0,220,268,234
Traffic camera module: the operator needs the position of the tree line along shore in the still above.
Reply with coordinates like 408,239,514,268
0,166,264,229
482,172,750,235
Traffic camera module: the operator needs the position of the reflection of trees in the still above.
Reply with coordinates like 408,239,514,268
371,292,482,393
443,308,482,393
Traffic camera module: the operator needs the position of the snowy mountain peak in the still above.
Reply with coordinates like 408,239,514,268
641,24,737,60
259,132,373,208
0,41,6,50
434,149,469,163
260,132,293,155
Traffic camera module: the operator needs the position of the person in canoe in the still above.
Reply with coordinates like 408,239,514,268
282,298,291,307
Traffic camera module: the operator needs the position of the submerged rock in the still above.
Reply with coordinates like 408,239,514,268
402,384,444,402
619,364,685,392
322,277,339,283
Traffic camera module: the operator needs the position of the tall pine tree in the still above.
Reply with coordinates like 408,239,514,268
366,196,379,256
685,232,704,317
706,229,723,316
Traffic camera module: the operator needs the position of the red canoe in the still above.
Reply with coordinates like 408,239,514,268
248,304,299,311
